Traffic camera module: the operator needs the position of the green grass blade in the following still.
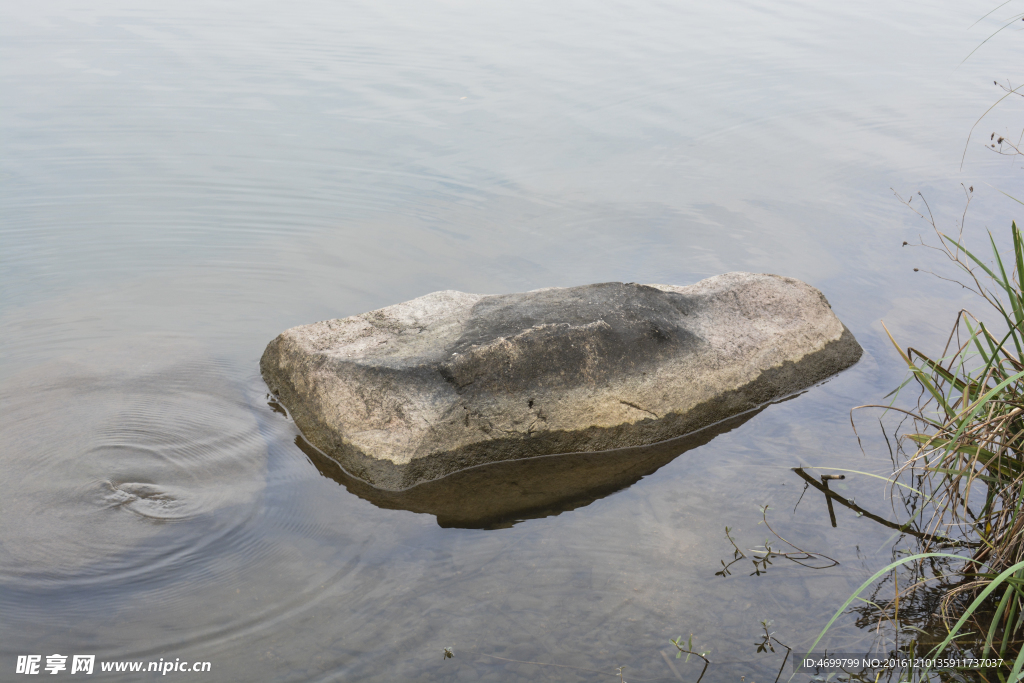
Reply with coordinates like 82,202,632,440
882,322,958,419
1012,221,1023,301
948,369,1024,447
804,553,977,663
1006,641,1024,683
983,584,1014,659
941,232,1003,283
989,230,1024,334
926,560,1024,671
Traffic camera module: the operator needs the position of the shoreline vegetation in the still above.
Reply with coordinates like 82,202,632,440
805,204,1024,682
799,12,1024,681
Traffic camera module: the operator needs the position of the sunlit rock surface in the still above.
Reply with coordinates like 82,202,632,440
260,272,862,490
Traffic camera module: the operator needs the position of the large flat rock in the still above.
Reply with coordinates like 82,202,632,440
261,272,861,490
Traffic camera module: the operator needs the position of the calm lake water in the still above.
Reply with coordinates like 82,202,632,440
2,0,1023,680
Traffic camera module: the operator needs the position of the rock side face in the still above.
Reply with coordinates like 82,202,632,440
261,273,862,490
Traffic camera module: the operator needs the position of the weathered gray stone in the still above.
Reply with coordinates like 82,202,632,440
261,272,862,490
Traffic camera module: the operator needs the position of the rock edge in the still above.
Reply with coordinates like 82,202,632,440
261,272,862,490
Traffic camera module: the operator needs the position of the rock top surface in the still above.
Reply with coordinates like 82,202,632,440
261,273,862,490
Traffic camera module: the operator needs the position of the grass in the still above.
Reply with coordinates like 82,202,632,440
809,207,1024,681
815,10,1024,676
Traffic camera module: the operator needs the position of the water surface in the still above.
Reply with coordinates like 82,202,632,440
2,0,1023,680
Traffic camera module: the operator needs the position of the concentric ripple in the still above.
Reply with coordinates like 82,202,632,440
0,342,267,589
0,340,409,672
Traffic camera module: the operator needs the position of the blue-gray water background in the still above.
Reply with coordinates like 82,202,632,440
2,0,1023,680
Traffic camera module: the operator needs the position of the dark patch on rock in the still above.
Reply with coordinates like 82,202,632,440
261,273,862,490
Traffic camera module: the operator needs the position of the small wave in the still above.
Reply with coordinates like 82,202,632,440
0,342,268,586
100,481,194,520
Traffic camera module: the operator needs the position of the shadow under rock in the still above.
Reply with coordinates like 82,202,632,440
296,406,766,529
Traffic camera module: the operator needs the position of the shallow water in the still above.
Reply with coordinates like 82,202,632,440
2,0,1023,680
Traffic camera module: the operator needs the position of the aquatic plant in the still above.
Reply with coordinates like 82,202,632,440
669,635,711,682
715,508,838,579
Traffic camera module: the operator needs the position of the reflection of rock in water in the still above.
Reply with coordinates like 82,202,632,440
298,407,764,529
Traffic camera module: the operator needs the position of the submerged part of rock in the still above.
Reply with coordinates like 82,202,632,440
260,272,862,490
298,407,765,529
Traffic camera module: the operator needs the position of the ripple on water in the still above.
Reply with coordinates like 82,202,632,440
0,338,403,672
100,482,197,520
0,340,268,592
